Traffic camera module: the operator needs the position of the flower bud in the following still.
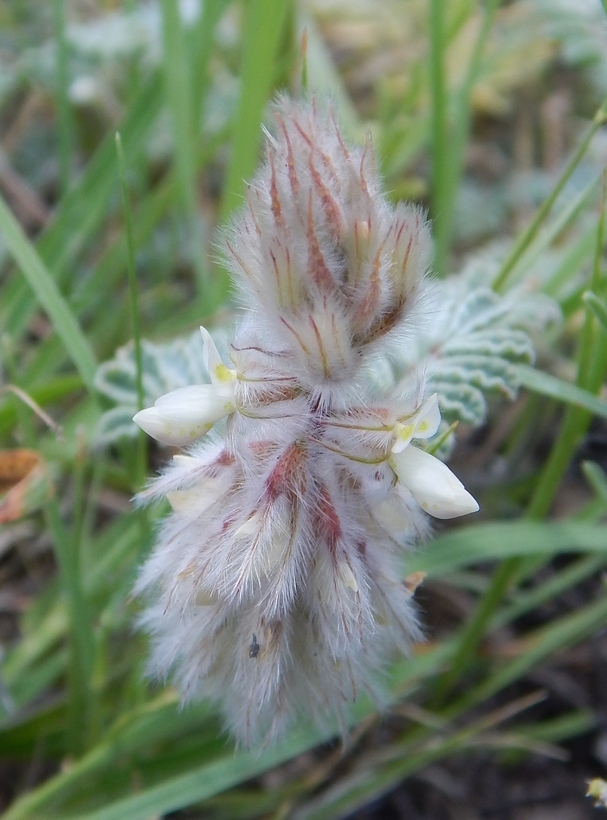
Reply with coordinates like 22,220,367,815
133,385,234,446
224,96,432,391
391,445,479,519
133,325,236,446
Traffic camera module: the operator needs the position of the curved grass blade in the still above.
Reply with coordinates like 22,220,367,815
0,195,97,391
516,364,607,421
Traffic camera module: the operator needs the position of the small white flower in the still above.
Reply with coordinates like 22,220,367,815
388,392,478,519
392,393,441,454
132,384,233,446
391,444,479,519
199,325,236,398
133,326,236,446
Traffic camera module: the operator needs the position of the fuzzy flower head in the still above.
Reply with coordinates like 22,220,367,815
225,98,433,397
134,96,478,747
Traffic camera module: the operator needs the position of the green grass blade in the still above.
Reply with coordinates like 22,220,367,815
459,592,607,713
428,0,449,276
1,75,163,341
509,176,600,289
406,520,607,577
582,461,607,502
4,640,454,819
189,0,232,136
2,714,321,820
436,174,607,703
543,223,597,301
6,132,222,404
160,0,209,296
53,0,72,195
76,730,322,820
582,289,607,332
0,194,97,391
115,132,147,487
526,169,607,519
44,499,95,755
219,0,291,221
115,133,143,413
516,364,607,421
493,97,607,292
432,0,499,277
491,553,607,631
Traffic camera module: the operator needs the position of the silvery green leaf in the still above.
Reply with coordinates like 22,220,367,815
96,406,144,447
435,354,522,396
373,264,560,428
443,330,536,363
435,382,487,427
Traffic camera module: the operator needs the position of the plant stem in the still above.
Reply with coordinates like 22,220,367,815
428,0,449,277
53,0,72,195
493,99,607,292
433,172,607,704
116,132,147,488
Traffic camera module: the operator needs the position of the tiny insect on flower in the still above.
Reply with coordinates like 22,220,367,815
249,634,260,659
133,95,479,747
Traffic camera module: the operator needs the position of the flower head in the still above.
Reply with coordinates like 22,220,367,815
134,96,478,747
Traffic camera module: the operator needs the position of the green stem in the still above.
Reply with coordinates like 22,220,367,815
0,194,97,391
115,134,144,414
45,500,95,755
116,132,147,488
160,0,209,301
53,0,72,195
219,0,290,221
433,172,607,704
190,0,232,138
526,172,607,519
428,0,449,277
493,99,607,292
436,0,499,275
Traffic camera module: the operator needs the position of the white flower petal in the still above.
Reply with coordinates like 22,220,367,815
374,485,419,542
133,385,234,446
167,477,227,514
200,325,236,398
391,445,479,519
412,393,441,440
392,393,441,453
392,420,416,454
